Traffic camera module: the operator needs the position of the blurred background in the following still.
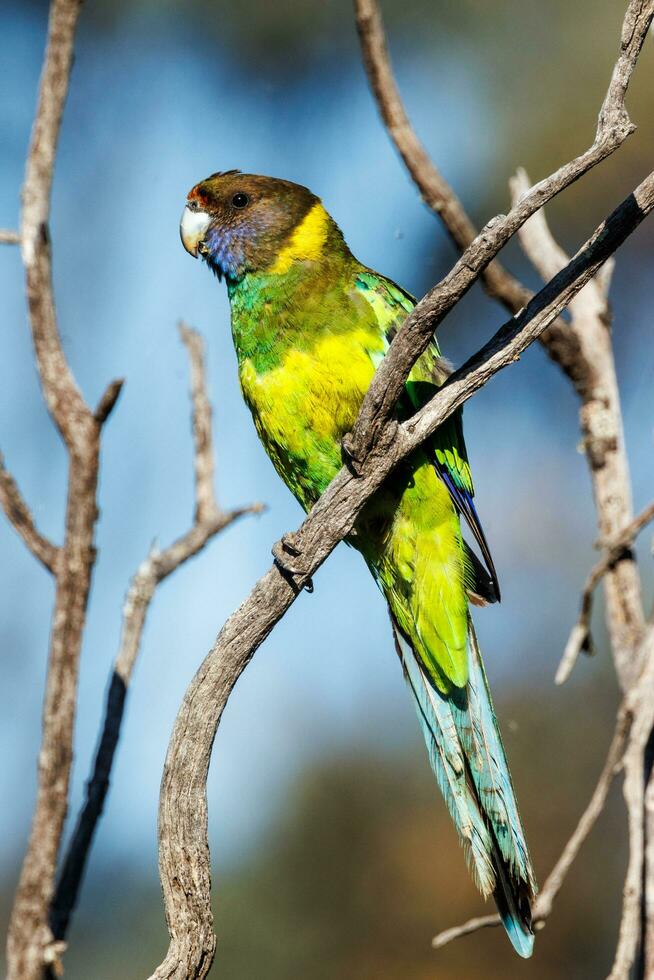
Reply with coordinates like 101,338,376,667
1,1,653,976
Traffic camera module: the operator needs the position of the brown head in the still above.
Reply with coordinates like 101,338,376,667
180,171,345,281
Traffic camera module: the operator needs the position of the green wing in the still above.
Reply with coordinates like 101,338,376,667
353,268,499,598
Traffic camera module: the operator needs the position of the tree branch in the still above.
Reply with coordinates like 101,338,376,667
0,230,20,245
0,452,58,572
46,323,261,957
147,164,654,979
510,167,646,692
556,501,654,685
352,0,653,388
20,0,90,452
608,627,654,979
5,2,108,977
345,0,652,468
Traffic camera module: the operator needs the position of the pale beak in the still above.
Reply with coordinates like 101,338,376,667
180,205,211,258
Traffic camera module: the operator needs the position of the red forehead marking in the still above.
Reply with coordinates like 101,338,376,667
188,185,209,204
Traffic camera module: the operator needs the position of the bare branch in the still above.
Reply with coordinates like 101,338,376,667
46,326,261,953
178,321,220,524
148,166,654,979
352,0,653,388
346,0,652,468
20,0,91,452
5,2,106,977
535,707,630,923
0,230,20,245
609,628,654,979
432,914,501,950
556,502,654,685
511,168,646,691
0,452,58,572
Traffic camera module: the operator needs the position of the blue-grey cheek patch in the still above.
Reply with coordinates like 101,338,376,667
205,226,245,279
205,213,273,279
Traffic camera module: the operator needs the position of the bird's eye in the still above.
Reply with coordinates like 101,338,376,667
231,192,249,209
186,199,199,212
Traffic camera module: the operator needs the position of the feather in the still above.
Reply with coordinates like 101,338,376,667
393,623,496,895
392,616,535,958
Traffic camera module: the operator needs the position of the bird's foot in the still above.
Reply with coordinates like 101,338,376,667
341,432,364,476
272,533,314,593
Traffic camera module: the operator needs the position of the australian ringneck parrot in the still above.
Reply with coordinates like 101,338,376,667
180,171,536,956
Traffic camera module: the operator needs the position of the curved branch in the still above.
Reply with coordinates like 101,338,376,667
148,168,654,979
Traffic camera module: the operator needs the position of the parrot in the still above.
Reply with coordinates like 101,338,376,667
180,171,536,956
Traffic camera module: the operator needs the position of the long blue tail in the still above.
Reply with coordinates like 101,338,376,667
392,617,536,958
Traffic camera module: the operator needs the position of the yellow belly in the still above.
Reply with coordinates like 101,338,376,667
238,328,384,503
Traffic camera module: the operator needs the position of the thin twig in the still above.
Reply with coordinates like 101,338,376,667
46,324,261,951
0,230,20,245
0,452,58,572
556,502,654,685
432,702,632,949
148,165,654,979
432,914,500,950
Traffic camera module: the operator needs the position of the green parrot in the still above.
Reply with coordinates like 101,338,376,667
180,171,536,956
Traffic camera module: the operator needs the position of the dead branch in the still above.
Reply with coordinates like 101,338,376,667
432,914,501,951
608,627,654,979
345,0,652,469
147,165,654,978
352,0,653,390
511,168,646,693
4,1,119,977
0,230,20,245
46,323,261,954
556,502,654,685
352,0,582,379
0,452,58,572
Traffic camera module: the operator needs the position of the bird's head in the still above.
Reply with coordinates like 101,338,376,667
180,171,341,282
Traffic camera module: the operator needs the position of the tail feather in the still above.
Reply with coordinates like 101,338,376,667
395,625,496,894
392,615,536,958
453,622,535,890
